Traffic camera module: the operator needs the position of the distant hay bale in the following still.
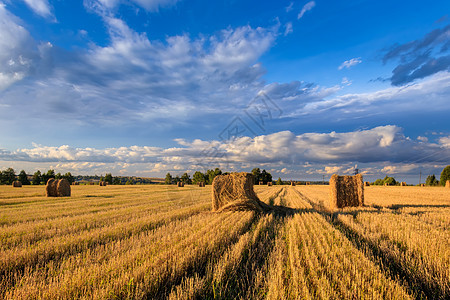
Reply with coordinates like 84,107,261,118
267,182,273,186
177,182,184,187
329,174,364,209
212,172,270,212
12,181,22,187
46,179,58,197
290,181,296,186
306,182,310,185
384,183,389,186
400,182,407,186
446,180,450,188
89,182,95,185
99,181,108,186
71,182,79,185
56,179,71,197
259,181,264,185
364,181,370,187
420,184,425,187
198,182,205,187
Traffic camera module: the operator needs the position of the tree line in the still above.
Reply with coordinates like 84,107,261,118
165,168,273,185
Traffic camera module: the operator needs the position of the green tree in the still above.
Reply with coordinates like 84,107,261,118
192,171,206,184
2,168,16,185
32,170,42,185
425,174,438,186
181,173,191,184
18,170,30,185
42,170,55,184
104,173,113,184
383,176,397,186
165,173,173,184
440,165,450,186
260,169,272,184
373,179,384,185
206,168,222,184
55,173,62,180
174,175,180,183
113,177,121,185
276,177,282,185
63,172,74,184
251,168,261,184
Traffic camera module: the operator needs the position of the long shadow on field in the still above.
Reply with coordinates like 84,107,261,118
387,204,450,210
332,215,446,299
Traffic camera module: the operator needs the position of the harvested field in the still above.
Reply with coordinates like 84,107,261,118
0,184,448,299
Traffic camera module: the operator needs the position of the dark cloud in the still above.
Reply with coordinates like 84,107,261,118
383,25,450,86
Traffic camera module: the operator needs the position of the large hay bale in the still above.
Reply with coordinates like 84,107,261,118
56,179,71,197
212,172,270,212
400,182,407,186
329,174,364,209
364,181,370,187
46,178,58,197
445,180,450,188
12,181,22,187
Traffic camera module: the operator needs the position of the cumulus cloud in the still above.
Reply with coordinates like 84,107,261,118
383,25,450,86
298,1,315,20
21,0,54,19
2,126,449,170
338,57,362,70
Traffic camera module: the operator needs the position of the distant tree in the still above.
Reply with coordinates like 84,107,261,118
373,179,384,186
206,168,222,184
174,175,180,183
18,170,30,185
113,177,121,185
42,170,55,184
125,180,133,185
251,168,261,184
192,171,206,184
104,173,113,184
440,165,450,186
55,172,62,180
181,173,191,184
2,168,16,185
276,177,282,185
425,174,438,186
383,176,397,186
165,173,173,184
63,172,74,184
32,170,42,185
260,169,272,184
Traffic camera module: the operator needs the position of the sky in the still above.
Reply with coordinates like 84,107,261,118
0,0,449,183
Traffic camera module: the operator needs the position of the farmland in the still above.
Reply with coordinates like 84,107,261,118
0,184,448,299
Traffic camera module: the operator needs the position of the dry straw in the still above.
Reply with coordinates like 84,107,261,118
212,172,271,212
46,179,71,197
329,174,364,209
12,181,22,187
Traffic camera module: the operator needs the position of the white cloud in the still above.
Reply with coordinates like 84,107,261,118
286,2,294,12
85,0,180,12
381,164,417,175
338,57,362,70
298,1,315,20
21,0,53,19
284,22,293,36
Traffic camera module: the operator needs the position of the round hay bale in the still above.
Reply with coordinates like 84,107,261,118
267,182,273,186
212,172,270,212
12,181,22,187
329,174,364,209
400,182,407,186
290,181,296,186
446,180,450,188
364,181,370,186
56,179,71,197
46,178,58,197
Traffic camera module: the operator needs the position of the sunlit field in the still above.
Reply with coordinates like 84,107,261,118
0,184,448,299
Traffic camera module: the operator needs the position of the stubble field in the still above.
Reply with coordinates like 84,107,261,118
0,184,448,299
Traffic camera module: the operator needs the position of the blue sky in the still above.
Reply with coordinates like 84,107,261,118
0,0,449,182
